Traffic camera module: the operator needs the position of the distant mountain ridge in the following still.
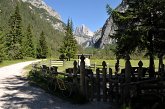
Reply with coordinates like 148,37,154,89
22,0,61,20
74,24,102,48
74,24,94,37
21,0,64,31
74,1,127,48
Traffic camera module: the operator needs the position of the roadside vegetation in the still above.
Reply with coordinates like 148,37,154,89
27,63,88,104
0,58,36,67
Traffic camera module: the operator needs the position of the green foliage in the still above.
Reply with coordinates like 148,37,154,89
110,0,165,57
28,68,88,104
0,0,65,60
4,4,23,59
58,19,77,58
0,28,4,62
22,24,35,58
110,0,165,77
106,4,113,15
82,45,147,60
36,31,48,59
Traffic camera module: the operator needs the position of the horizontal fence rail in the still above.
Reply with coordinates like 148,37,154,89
50,60,64,67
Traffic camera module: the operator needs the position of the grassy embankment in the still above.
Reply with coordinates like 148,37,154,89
0,58,36,68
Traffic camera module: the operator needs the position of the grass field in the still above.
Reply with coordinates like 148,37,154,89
91,59,162,73
0,58,163,74
35,59,163,73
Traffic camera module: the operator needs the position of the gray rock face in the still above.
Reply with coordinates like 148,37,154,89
94,1,128,48
74,24,94,37
74,25,94,47
22,0,64,31
22,0,61,20
74,25,104,48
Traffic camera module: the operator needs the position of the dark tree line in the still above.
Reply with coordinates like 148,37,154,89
109,0,165,77
0,4,48,62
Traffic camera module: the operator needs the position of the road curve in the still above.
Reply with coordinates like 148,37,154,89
0,60,114,109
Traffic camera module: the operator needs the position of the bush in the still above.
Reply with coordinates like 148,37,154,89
28,69,89,104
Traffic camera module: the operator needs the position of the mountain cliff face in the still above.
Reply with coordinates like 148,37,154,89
22,0,61,20
74,24,103,48
21,0,64,31
74,25,94,47
94,1,128,48
74,24,94,37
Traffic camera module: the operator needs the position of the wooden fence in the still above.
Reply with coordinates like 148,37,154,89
35,54,165,104
49,60,64,67
72,54,165,103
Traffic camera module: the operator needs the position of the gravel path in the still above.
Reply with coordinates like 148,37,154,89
0,61,115,109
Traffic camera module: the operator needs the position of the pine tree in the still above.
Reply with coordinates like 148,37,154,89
36,31,48,59
0,28,4,62
111,0,165,77
59,19,77,59
23,25,35,58
36,41,42,59
5,4,23,59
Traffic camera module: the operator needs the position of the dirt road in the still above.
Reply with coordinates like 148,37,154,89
0,61,115,109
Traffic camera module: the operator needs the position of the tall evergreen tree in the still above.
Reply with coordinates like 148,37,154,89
36,31,48,59
59,19,77,58
23,24,35,58
110,0,165,77
0,28,4,62
36,41,42,59
5,4,23,59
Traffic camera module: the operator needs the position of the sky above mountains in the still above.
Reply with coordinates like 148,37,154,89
44,0,122,32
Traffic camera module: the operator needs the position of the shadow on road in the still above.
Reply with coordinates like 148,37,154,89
0,75,115,109
0,76,68,109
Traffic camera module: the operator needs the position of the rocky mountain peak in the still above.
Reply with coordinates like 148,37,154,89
94,1,127,48
22,0,61,20
74,24,94,37
21,0,64,31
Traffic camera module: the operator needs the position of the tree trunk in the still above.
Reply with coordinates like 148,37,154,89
148,25,155,78
158,55,163,72
149,54,155,78
148,29,155,78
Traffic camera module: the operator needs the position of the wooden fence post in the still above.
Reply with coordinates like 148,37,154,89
73,60,78,88
91,70,95,100
73,60,78,76
115,59,120,76
102,61,107,102
158,54,164,78
85,74,89,99
158,53,163,72
125,55,131,83
94,62,96,71
108,68,112,101
49,59,51,67
107,63,109,73
161,64,165,79
80,54,86,96
96,68,100,101
123,55,132,105
138,60,143,79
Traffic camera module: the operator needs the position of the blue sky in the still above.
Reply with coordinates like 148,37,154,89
44,0,122,32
